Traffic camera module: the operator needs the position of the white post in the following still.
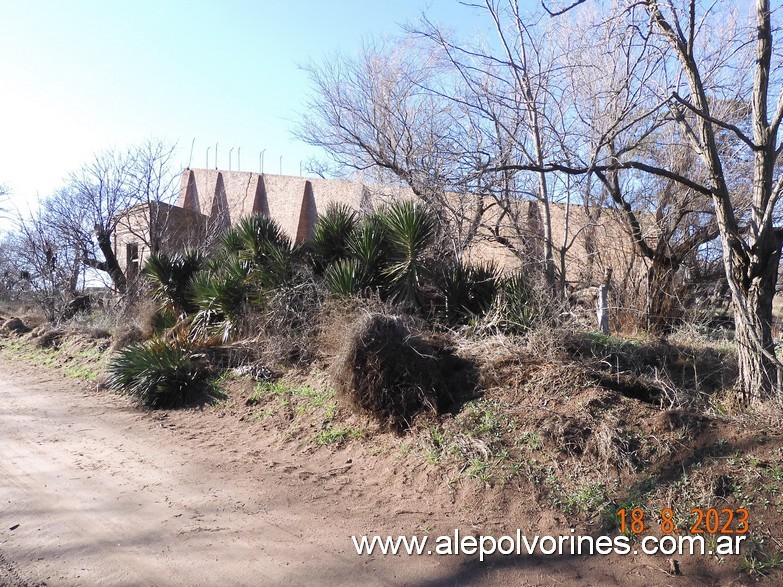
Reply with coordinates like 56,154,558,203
597,267,612,335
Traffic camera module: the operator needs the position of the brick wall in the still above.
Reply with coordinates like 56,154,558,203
121,168,643,289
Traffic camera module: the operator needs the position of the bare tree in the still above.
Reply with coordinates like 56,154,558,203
639,0,783,399
417,2,571,291
490,0,782,398
46,140,179,294
0,184,8,217
296,40,486,257
4,204,83,319
119,139,181,255
415,1,721,323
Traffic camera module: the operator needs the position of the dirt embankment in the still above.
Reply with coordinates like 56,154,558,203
0,343,775,586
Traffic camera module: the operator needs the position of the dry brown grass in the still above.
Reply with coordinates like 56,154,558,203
110,324,145,351
332,313,478,431
30,325,66,349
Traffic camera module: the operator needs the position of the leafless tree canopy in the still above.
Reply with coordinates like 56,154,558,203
299,0,783,399
45,140,179,294
1,140,179,307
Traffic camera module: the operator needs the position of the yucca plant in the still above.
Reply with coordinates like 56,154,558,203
309,203,358,273
189,257,255,343
143,248,205,317
231,214,300,287
324,258,362,296
345,218,388,290
468,261,501,315
379,201,435,309
434,261,500,325
106,339,216,408
218,225,245,255
496,271,534,333
235,214,290,250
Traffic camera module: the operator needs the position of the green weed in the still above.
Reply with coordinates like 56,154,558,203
315,425,364,446
64,364,97,380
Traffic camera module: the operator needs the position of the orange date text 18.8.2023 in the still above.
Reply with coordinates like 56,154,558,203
616,508,749,535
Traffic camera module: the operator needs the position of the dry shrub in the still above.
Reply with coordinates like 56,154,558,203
60,329,110,354
30,326,65,349
2,317,31,335
539,413,593,456
562,331,737,410
134,297,162,339
585,418,642,472
315,294,396,362
111,324,145,351
247,280,325,366
333,313,477,431
81,326,111,340
17,309,46,330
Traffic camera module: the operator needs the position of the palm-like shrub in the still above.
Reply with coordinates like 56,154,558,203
315,202,435,308
345,218,388,289
143,248,204,317
324,258,361,296
435,261,500,325
218,225,245,255
234,214,290,250
495,271,534,333
379,201,435,309
309,203,358,273
232,214,299,287
188,216,309,343
106,339,215,408
190,257,254,342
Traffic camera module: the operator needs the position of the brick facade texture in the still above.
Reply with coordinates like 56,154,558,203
115,168,639,289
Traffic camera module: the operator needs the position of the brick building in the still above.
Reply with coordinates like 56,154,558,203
114,168,637,291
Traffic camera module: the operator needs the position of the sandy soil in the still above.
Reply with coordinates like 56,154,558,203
0,357,755,586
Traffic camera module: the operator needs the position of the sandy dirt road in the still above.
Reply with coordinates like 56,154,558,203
0,359,749,586
0,362,532,586
0,362,451,586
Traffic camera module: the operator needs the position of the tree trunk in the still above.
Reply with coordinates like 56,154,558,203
95,230,127,294
729,240,782,402
645,261,680,335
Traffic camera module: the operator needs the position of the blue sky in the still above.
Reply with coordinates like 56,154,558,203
0,0,504,215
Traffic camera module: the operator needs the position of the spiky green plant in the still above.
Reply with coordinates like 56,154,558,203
435,261,500,325
324,258,361,296
496,271,534,333
190,257,254,342
218,225,245,255
234,214,291,252
231,214,299,287
345,218,388,289
309,203,358,273
143,248,204,317
379,201,435,308
106,339,216,408
468,262,501,315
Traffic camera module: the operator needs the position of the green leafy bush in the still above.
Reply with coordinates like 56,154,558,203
106,339,216,408
435,261,500,325
309,203,358,273
143,248,204,317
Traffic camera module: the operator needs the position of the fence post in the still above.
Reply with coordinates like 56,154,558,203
597,267,612,335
